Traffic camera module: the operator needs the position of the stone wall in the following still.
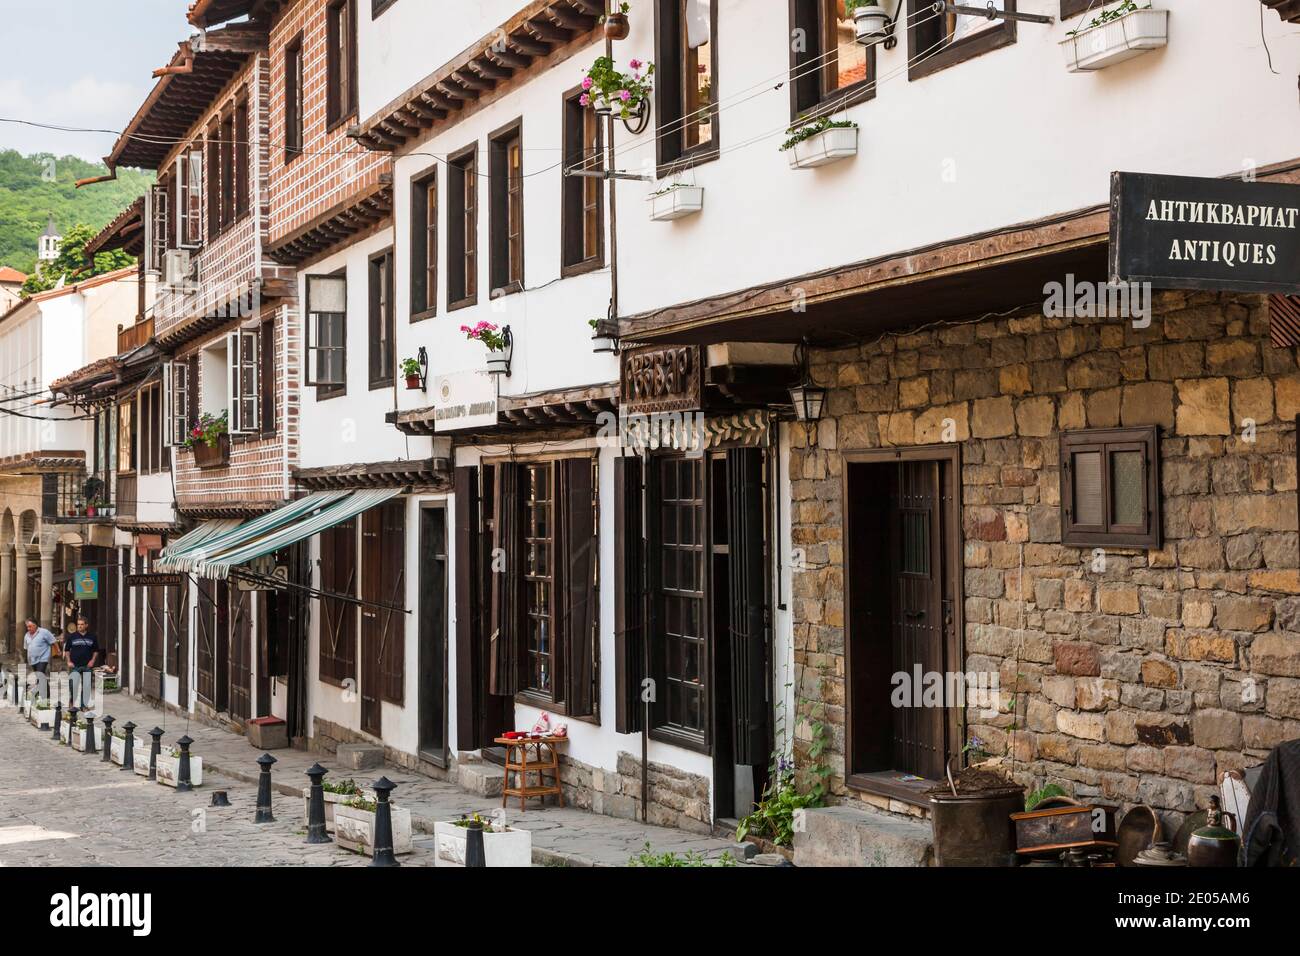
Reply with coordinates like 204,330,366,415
790,291,1300,833
559,752,713,835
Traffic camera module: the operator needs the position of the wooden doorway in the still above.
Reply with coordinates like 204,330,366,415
844,446,963,791
418,504,448,764
361,500,406,739
214,584,230,714
229,587,253,722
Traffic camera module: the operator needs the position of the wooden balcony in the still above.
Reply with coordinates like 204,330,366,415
118,317,154,354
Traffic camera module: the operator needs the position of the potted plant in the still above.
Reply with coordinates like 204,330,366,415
334,796,414,856
83,477,104,515
400,357,423,391
31,700,53,729
460,321,510,375
848,1,891,45
184,411,230,469
648,182,704,222
782,115,859,169
1061,1,1166,73
580,55,654,122
601,1,630,40
434,813,533,867
156,746,203,788
70,719,88,752
302,778,374,834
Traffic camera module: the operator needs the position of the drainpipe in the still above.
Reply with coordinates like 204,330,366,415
76,169,117,189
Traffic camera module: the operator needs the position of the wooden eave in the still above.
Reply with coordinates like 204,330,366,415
266,180,394,266
85,196,146,258
356,0,601,152
294,457,451,492
156,277,295,352
390,382,617,437
188,0,284,28
1262,0,1300,22
0,452,86,474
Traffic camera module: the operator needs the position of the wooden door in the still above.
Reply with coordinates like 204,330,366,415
196,583,216,706
214,584,230,714
228,587,252,722
418,506,448,761
360,509,384,736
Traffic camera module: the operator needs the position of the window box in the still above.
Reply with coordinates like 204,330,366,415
648,184,704,222
156,751,203,788
1061,7,1167,73
133,739,153,776
59,717,72,745
30,704,53,730
302,783,375,834
334,802,414,856
109,732,130,766
191,433,230,470
71,725,89,752
433,820,532,867
787,125,860,170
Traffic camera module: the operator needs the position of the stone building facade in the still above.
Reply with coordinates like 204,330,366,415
789,290,1300,831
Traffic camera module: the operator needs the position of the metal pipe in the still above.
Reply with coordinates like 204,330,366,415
933,2,1054,24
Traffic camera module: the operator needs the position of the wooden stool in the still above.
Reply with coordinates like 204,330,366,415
495,736,566,811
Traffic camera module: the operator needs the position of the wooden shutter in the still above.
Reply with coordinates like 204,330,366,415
148,183,168,271
489,462,522,697
196,582,215,705
260,318,276,434
454,466,482,749
164,585,181,677
319,518,357,683
562,459,598,718
378,499,406,704
168,360,189,446
727,447,768,767
614,455,645,733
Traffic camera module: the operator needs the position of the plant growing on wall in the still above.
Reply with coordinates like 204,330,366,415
460,321,508,352
183,411,229,449
580,56,654,118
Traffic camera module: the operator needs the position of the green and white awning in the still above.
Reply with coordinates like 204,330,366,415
159,489,401,579
158,519,242,567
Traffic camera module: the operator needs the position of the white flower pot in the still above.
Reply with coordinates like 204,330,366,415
133,740,152,777
110,734,127,765
334,803,413,856
156,753,203,788
302,786,375,833
433,821,533,867
649,186,704,222
853,6,890,44
1061,9,1168,72
31,707,52,729
592,334,617,354
71,727,88,752
485,354,509,376
788,125,859,169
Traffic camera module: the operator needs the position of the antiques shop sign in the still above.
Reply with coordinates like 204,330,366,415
1110,171,1300,294
622,344,702,414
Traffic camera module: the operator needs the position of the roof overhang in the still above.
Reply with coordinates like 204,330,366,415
0,452,86,475
390,382,618,441
187,0,283,28
1262,1,1300,22
294,457,451,492
267,179,394,266
86,196,146,258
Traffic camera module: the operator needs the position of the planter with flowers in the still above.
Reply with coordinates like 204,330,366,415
334,796,414,856
1061,2,1167,73
601,1,630,41
109,728,131,766
434,813,532,867
302,778,375,834
581,56,654,132
70,720,90,752
185,411,230,469
648,182,704,222
783,116,859,169
461,321,511,376
156,746,203,788
30,700,53,730
401,357,424,391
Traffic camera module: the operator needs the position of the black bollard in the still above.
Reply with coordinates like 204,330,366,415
121,721,136,772
176,735,194,792
84,713,96,756
254,753,276,823
68,705,79,742
369,776,400,867
100,715,114,762
148,727,163,781
211,790,231,808
51,698,62,740
464,819,487,868
304,764,331,844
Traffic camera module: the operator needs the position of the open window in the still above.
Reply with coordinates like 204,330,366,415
166,360,190,446
1059,426,1161,549
907,0,1016,80
175,149,203,249
655,0,719,172
305,273,347,397
226,329,260,434
562,88,604,276
789,0,876,117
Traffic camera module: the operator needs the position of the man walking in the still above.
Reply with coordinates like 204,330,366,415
65,616,100,711
23,619,57,701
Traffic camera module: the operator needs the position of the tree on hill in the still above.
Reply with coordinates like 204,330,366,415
20,223,135,296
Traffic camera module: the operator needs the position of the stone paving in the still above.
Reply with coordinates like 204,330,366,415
0,674,746,867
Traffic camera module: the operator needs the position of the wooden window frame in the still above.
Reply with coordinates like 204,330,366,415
285,35,304,162
305,271,348,400
788,0,878,120
117,400,135,474
410,165,438,321
326,0,359,132
235,96,250,220
1059,426,1161,549
227,329,261,434
206,121,221,238
372,0,399,17
653,0,721,177
167,359,190,446
259,318,276,436
520,462,558,702
446,142,478,312
1060,0,1096,19
906,0,1017,81
220,110,236,231
561,86,605,277
489,118,525,298
368,248,395,390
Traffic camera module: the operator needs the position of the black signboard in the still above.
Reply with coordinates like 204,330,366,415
1110,171,1300,294
125,572,185,589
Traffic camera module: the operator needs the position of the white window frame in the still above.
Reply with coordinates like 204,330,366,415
165,360,190,446
227,330,260,434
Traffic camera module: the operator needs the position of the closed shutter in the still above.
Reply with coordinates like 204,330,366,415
562,459,598,718
196,582,215,705
614,455,644,733
489,462,522,697
454,466,482,749
319,518,357,684
378,499,406,704
260,318,276,434
727,447,768,767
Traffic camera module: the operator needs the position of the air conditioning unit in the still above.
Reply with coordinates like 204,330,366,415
163,249,191,286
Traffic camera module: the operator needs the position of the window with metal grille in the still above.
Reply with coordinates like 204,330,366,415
655,456,707,739
523,463,555,695
1059,426,1161,548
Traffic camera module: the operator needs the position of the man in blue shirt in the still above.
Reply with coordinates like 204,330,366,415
65,616,101,710
23,619,57,701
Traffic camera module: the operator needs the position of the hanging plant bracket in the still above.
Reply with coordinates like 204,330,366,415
930,1,1054,25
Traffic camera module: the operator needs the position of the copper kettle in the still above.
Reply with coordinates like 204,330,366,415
1187,796,1240,867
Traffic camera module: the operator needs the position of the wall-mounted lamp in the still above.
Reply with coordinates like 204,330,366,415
789,338,826,423
487,325,513,377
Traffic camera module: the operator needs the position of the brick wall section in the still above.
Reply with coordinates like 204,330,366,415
267,0,391,245
789,291,1300,830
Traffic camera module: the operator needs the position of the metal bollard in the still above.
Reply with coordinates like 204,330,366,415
51,698,62,740
84,713,96,756
254,753,277,823
176,735,194,792
369,776,400,867
148,727,163,781
100,715,114,762
211,790,231,807
464,819,487,868
121,721,136,772
304,763,331,844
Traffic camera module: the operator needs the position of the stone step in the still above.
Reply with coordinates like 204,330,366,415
335,743,384,771
457,758,504,797
793,804,934,867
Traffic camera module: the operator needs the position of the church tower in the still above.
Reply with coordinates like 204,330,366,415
38,216,61,262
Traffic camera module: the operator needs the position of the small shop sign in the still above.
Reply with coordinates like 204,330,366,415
125,572,186,589
1109,171,1300,294
431,369,498,432
621,344,702,415
73,568,99,600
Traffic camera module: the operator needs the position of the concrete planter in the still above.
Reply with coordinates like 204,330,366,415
302,786,374,834
433,821,533,868
156,753,203,788
30,707,53,729
133,741,152,776
334,803,413,856
1062,8,1167,73
70,727,88,752
109,734,128,766
59,719,71,745
649,186,704,222
787,125,859,169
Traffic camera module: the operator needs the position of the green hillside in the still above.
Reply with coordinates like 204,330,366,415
0,150,153,274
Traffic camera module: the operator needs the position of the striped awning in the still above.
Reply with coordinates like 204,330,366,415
157,519,242,568
158,492,349,573
185,488,402,580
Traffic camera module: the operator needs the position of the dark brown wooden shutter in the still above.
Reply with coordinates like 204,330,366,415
489,462,522,697
196,581,215,705
260,318,275,435
454,466,482,749
378,498,406,704
727,448,768,767
186,355,199,438
562,459,598,718
320,517,357,683
614,455,644,733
